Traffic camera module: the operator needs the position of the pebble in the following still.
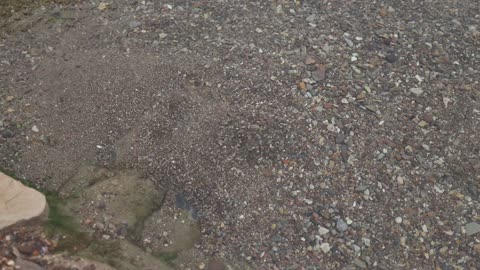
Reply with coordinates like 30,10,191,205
320,242,331,253
324,103,333,110
344,37,354,47
362,237,371,247
306,14,316,22
365,105,377,112
336,219,348,232
159,33,168,39
345,217,353,225
318,226,329,235
409,88,424,96
465,222,480,236
128,20,141,28
395,217,403,224
400,237,406,247
422,112,434,123
305,57,316,65
385,53,397,63
32,125,39,132
335,133,345,144
353,259,367,269
397,176,405,185
312,64,326,81
198,262,205,269
418,120,428,127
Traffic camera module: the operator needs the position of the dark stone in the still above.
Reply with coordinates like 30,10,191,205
0,128,15,138
336,133,346,144
385,53,397,63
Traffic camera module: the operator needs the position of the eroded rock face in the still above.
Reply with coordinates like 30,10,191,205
0,172,48,230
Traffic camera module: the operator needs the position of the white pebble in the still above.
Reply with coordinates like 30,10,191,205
395,217,403,224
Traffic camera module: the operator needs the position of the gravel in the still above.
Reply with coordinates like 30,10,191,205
1,0,479,269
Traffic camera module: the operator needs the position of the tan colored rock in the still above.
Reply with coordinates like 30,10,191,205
0,172,48,230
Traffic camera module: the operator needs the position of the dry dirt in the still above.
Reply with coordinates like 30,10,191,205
1,0,480,269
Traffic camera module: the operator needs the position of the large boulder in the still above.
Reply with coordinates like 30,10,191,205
0,172,48,230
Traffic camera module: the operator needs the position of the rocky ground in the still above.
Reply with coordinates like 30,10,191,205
1,0,480,269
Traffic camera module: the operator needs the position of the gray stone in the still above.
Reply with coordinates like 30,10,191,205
336,219,348,232
409,88,424,96
128,20,141,28
353,259,367,269
306,14,316,22
465,222,480,236
336,133,345,144
318,226,329,235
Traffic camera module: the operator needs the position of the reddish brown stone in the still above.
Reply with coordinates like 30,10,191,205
323,103,333,110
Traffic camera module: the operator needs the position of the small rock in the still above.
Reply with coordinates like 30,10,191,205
465,222,480,236
418,120,428,127
356,185,368,192
395,217,403,224
98,2,110,11
344,37,354,47
305,57,316,65
422,112,434,123
312,64,326,81
397,176,405,185
320,242,331,253
400,237,406,247
102,234,111,240
298,82,307,91
1,128,15,138
385,53,397,63
128,20,141,28
474,243,480,254
356,92,366,100
362,237,371,247
336,219,348,232
198,262,206,270
318,226,329,235
95,222,105,230
159,33,168,39
32,125,40,132
335,133,345,144
345,217,353,225
5,96,14,102
410,88,423,96
353,259,367,269
365,105,377,112
306,14,316,22
324,103,333,110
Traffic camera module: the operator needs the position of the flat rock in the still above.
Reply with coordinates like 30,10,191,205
0,172,48,230
465,222,480,236
409,87,424,96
